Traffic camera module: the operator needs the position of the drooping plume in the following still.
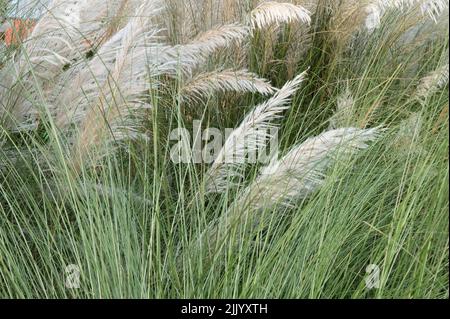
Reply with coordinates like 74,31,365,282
181,69,276,102
250,1,312,30
235,127,381,211
205,70,308,193
159,23,250,76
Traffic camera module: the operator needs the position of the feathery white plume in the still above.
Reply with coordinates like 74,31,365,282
19,0,84,79
78,0,137,46
250,2,311,30
181,69,276,102
235,127,381,211
415,63,449,104
205,70,308,193
190,23,249,50
159,23,250,76
365,3,384,31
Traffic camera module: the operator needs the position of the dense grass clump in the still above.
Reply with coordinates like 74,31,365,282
0,0,448,298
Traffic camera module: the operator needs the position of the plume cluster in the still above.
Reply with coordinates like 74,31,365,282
0,0,136,129
59,1,166,169
0,0,444,202
0,0,448,297
0,0,317,140
205,126,381,249
1,0,271,170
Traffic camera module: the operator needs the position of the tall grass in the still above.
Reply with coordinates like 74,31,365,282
0,0,448,298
